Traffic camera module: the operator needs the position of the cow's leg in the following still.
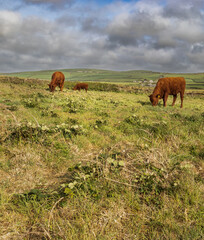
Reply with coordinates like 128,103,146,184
163,93,168,107
172,94,177,106
180,91,184,108
60,83,64,91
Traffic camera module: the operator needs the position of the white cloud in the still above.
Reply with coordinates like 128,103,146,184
0,11,22,37
1,0,204,73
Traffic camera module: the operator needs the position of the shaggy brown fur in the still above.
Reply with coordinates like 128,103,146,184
48,72,65,92
73,83,88,92
149,77,186,108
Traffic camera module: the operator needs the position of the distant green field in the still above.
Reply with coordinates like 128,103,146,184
2,68,204,89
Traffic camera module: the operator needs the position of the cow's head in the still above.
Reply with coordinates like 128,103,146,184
149,94,160,106
48,83,54,92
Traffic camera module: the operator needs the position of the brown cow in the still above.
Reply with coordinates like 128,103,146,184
149,77,186,108
48,71,65,92
73,83,88,92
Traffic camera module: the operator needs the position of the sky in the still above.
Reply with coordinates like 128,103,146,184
0,0,204,73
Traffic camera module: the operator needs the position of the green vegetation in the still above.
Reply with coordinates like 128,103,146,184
0,76,203,239
3,68,204,89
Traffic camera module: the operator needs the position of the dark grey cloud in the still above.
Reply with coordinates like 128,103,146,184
107,11,165,47
23,0,73,5
107,0,204,47
22,0,74,9
24,0,66,2
57,4,110,35
1,0,204,73
191,43,204,54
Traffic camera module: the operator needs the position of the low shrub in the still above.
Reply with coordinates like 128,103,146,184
1,122,87,143
62,98,86,113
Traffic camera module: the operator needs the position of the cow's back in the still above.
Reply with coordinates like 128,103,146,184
52,71,65,84
79,83,88,89
158,77,185,95
74,83,88,90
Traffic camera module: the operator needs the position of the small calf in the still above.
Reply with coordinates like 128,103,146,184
73,83,88,92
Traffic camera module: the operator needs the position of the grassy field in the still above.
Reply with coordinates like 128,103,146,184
0,76,203,239
3,68,204,89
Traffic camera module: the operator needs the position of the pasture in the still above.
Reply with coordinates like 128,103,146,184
0,75,203,239
3,68,204,89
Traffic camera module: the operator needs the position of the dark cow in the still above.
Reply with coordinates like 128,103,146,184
149,77,186,108
48,71,65,92
73,83,88,92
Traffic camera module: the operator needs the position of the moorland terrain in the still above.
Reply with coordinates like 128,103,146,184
0,70,203,239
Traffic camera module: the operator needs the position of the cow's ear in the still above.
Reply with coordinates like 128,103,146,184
157,94,161,99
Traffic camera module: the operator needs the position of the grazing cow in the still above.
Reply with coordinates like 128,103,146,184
149,77,186,108
48,71,65,92
73,83,88,92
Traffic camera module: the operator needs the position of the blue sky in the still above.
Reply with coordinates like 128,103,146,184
0,0,204,73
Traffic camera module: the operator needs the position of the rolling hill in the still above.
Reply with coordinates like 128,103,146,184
2,69,204,89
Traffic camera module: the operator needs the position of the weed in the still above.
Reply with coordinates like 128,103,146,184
94,119,107,129
22,97,40,108
56,123,87,138
1,121,87,144
62,98,85,113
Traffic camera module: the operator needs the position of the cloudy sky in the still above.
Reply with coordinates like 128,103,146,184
0,0,204,73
